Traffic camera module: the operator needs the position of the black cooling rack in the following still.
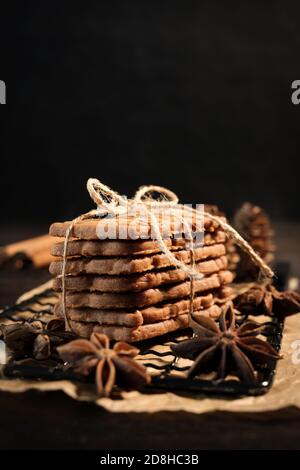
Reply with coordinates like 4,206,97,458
0,285,284,397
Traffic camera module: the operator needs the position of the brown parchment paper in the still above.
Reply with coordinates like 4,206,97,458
1,313,300,414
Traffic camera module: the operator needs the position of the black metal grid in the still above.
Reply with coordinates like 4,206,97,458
0,286,284,397
139,320,283,396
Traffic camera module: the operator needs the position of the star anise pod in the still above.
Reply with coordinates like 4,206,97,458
171,303,280,383
233,203,276,280
234,283,300,318
1,319,77,360
57,333,151,397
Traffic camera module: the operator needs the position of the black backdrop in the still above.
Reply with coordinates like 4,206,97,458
1,1,300,222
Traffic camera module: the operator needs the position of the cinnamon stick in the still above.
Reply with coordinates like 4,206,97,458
0,234,59,269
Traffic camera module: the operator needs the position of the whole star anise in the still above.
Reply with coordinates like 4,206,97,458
234,283,300,318
57,333,151,397
171,303,280,383
1,319,76,360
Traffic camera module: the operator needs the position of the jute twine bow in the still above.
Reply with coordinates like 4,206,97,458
61,178,274,332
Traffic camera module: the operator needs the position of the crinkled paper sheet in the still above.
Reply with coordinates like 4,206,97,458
1,313,300,414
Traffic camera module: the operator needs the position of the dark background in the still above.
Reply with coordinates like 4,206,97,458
1,1,300,223
1,3,300,451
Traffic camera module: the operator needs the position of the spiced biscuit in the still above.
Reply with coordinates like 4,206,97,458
192,305,223,320
68,315,190,341
53,253,228,293
61,267,231,309
142,293,217,322
51,230,227,258
52,266,207,293
68,305,222,342
49,244,226,276
52,257,223,293
65,309,144,327
218,270,233,285
215,285,233,299
213,286,234,304
49,214,223,240
54,292,216,327
203,231,227,246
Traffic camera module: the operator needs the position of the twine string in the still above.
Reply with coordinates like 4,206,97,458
202,211,274,279
60,178,274,332
134,185,179,205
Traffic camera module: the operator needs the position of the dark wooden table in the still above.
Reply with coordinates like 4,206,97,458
0,223,300,450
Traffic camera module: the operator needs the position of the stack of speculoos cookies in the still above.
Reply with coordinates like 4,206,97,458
49,213,233,342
